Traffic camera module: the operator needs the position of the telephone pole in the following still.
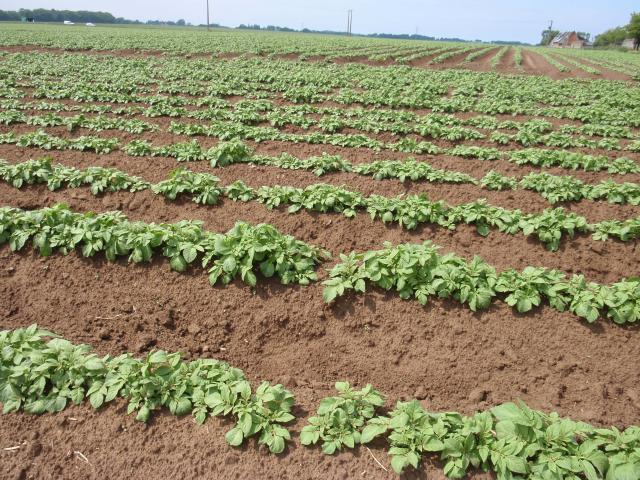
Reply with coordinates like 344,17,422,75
347,9,353,36
206,0,210,31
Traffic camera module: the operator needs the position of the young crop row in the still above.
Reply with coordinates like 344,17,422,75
8,143,640,207
0,110,157,134
0,204,328,286
482,170,640,205
561,50,640,79
2,52,639,126
463,46,495,63
0,23,461,57
395,45,457,63
428,46,479,65
301,382,640,477
549,53,601,75
3,157,640,250
489,47,509,69
0,325,295,453
536,51,570,73
4,126,638,178
3,326,639,478
513,47,523,69
1,204,639,324
169,118,640,154
8,91,639,142
4,97,640,154
323,241,640,324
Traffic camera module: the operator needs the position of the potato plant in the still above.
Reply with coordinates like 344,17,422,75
322,240,640,324
0,325,295,453
0,204,328,287
301,382,640,478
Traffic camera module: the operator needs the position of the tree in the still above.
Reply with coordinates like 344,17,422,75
629,12,640,49
540,29,559,46
594,26,628,47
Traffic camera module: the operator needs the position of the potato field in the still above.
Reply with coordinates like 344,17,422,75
1,23,640,480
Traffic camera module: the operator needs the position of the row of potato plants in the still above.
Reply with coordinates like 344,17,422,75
2,326,639,478
2,52,639,127
14,103,634,153
0,200,638,324
3,126,638,179
8,98,635,154
10,141,640,208
322,240,640,324
6,95,639,145
0,325,295,453
481,170,640,205
0,204,328,286
2,157,640,250
302,382,640,478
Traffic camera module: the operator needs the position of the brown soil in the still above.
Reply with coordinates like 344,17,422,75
2,143,639,226
2,47,640,480
562,56,633,82
2,45,636,81
426,48,483,70
494,47,526,76
1,237,639,479
542,53,631,82
518,49,634,82
462,47,502,72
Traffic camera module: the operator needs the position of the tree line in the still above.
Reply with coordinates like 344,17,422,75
0,9,191,26
0,9,135,24
594,12,639,48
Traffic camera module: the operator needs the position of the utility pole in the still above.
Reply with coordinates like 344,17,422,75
347,10,350,36
206,0,210,31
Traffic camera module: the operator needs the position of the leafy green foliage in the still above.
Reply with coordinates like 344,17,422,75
511,149,640,174
353,158,475,183
0,204,328,286
519,172,586,204
152,168,223,204
0,325,295,453
0,157,149,193
303,383,640,478
519,208,589,251
480,171,517,191
207,140,253,167
323,241,497,311
300,382,384,454
323,240,640,324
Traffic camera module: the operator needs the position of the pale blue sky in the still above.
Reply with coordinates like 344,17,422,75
4,1,637,43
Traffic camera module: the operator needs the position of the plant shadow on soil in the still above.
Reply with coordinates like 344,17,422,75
9,236,638,335
327,282,639,335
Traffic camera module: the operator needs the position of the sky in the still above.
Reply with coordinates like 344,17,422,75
4,0,638,44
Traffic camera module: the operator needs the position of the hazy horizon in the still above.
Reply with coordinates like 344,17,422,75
4,0,637,44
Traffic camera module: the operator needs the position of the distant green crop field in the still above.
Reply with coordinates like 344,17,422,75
0,22,472,59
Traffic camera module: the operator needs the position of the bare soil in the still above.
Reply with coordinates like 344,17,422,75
1,47,640,480
1,45,635,81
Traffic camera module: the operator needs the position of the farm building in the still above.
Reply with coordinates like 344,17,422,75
550,31,591,48
622,38,638,49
